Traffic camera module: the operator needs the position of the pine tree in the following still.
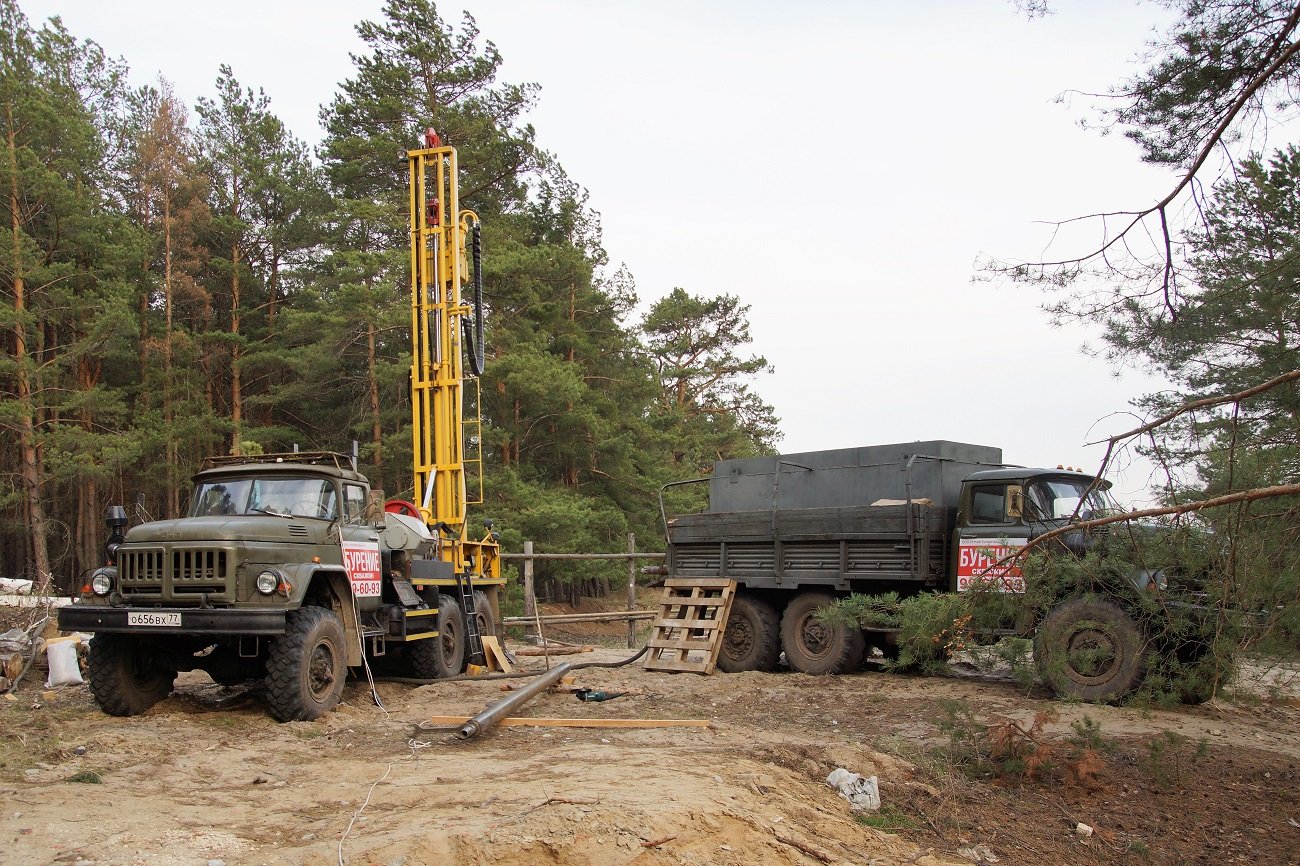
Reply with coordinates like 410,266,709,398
197,65,325,455
0,2,140,581
125,80,213,518
641,288,780,471
317,0,542,490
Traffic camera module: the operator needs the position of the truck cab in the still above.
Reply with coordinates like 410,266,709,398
953,468,1123,593
66,454,386,631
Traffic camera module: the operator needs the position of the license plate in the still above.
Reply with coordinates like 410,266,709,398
128,611,181,627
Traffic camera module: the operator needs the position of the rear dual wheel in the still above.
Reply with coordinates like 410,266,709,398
717,595,780,673
780,592,864,675
408,595,464,678
405,590,496,677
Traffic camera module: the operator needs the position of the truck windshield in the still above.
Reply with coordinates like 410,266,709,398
1025,478,1121,521
189,477,339,520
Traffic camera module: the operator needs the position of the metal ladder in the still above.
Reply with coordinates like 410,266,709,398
456,571,486,667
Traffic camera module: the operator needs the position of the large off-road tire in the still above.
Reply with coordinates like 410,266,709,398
780,592,865,675
86,634,177,716
264,606,348,722
405,637,440,679
437,594,468,674
1034,596,1147,702
408,594,466,678
718,594,780,673
406,594,467,678
471,589,496,641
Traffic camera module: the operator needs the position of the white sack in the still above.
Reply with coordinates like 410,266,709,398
45,638,84,688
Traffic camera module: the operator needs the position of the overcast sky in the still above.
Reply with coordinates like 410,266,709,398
23,0,1192,503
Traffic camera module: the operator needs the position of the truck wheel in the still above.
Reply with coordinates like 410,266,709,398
718,595,780,672
406,595,467,678
87,634,177,716
1034,596,1147,702
438,595,468,674
780,592,865,675
265,606,348,722
471,590,496,640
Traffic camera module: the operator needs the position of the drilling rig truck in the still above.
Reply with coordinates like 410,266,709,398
59,132,500,721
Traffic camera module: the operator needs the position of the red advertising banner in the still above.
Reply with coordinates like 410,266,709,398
956,538,1026,593
342,541,382,598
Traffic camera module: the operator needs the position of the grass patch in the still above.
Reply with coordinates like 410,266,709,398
66,770,103,784
857,803,919,832
289,724,329,739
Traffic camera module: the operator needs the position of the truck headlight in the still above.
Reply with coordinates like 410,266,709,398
255,570,281,595
90,568,114,596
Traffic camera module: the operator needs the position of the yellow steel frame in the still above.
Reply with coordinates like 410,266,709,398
407,143,499,581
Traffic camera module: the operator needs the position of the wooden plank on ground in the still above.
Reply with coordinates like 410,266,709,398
423,715,712,729
480,635,513,672
514,645,594,657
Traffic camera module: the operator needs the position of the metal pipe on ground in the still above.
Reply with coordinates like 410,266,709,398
456,662,573,740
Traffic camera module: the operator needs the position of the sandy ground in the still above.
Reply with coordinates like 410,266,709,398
2,628,1299,866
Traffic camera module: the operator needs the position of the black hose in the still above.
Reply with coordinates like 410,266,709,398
463,221,486,376
571,644,650,670
372,644,649,686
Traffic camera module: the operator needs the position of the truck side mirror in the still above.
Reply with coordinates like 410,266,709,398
365,490,386,527
1006,486,1024,519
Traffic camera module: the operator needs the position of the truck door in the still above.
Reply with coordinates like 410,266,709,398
339,482,384,612
953,482,1029,593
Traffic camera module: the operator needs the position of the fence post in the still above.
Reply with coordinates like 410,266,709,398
523,540,536,636
626,532,637,648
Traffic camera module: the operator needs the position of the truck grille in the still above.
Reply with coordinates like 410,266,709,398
118,546,234,600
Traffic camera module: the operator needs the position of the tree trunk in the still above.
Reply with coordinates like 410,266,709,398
163,178,179,519
7,112,52,582
77,354,102,578
260,253,280,428
367,318,383,487
230,236,242,455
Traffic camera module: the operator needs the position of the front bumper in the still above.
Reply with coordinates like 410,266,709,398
58,604,288,636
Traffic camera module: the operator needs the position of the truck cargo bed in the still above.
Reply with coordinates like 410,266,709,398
668,503,950,590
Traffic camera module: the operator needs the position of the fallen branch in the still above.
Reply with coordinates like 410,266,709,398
958,480,1300,587
540,796,598,807
770,827,835,863
1024,483,1300,553
641,835,677,848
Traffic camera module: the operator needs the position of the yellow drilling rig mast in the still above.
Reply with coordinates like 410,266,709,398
404,129,501,651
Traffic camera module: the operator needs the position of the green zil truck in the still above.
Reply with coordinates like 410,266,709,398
58,452,502,721
666,441,1181,702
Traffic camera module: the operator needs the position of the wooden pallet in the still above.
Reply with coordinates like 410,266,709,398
643,578,736,675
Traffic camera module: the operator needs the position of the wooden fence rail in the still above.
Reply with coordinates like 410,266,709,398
501,533,666,648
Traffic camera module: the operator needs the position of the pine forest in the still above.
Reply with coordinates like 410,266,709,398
0,0,781,600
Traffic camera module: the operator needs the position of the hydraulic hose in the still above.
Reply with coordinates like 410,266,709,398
463,221,486,376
